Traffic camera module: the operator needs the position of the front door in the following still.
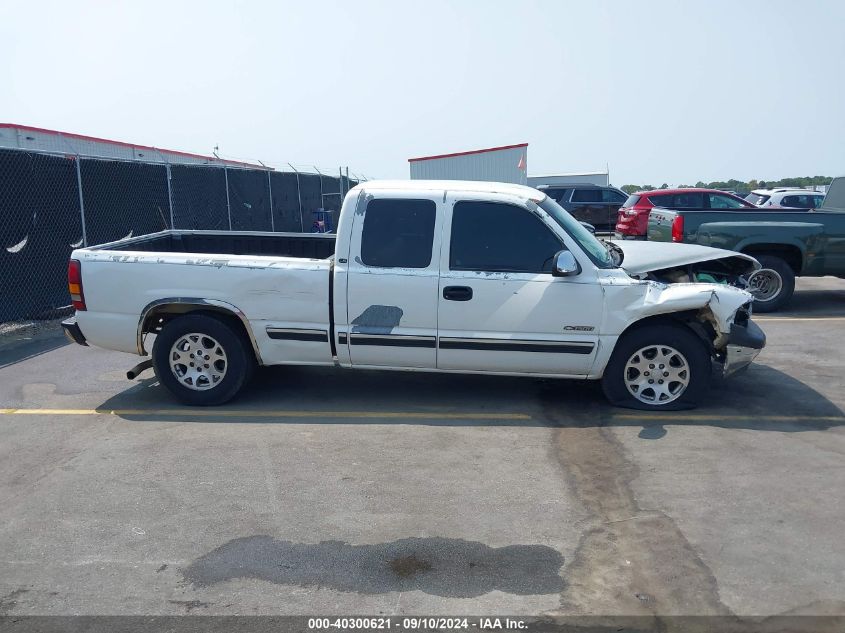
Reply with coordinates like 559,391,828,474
437,195,602,376
343,193,441,368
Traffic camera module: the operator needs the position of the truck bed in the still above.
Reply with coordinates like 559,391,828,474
95,230,336,260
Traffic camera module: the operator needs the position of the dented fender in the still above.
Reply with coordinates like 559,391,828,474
602,279,754,342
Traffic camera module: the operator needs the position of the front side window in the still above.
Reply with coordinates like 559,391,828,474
450,201,562,273
813,194,824,208
361,198,436,268
602,189,626,204
708,193,746,209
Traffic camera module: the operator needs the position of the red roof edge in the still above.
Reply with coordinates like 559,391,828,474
408,143,528,163
0,123,268,169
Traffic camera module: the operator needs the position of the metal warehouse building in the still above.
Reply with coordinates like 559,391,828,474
408,143,528,185
0,123,261,168
528,171,610,187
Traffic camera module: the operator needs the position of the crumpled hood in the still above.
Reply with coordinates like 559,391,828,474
611,240,759,275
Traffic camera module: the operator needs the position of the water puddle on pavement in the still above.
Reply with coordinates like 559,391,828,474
182,535,564,598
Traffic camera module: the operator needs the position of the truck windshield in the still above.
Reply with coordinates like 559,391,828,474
538,197,614,268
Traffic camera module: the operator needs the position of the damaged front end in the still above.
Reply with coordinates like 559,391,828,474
607,241,767,377
721,304,766,377
623,283,766,378
614,239,761,293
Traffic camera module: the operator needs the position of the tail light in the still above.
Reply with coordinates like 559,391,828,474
624,208,638,217
671,215,685,242
68,259,86,311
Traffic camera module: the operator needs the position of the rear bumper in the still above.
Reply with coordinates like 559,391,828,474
722,320,765,377
61,317,88,346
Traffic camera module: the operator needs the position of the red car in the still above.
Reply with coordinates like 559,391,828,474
615,188,757,238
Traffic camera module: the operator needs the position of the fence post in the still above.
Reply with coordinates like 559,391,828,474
165,163,175,230
266,170,275,232
75,156,88,247
224,167,232,231
315,165,324,209
289,163,304,232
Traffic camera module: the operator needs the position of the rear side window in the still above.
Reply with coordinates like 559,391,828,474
622,195,640,207
653,192,703,208
450,201,562,273
571,188,602,202
781,194,814,208
361,198,436,268
647,193,671,207
745,194,769,205
813,194,824,208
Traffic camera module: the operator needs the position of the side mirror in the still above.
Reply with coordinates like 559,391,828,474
552,250,581,277
580,221,596,234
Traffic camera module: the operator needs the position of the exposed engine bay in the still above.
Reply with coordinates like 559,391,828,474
642,257,757,293
610,239,761,296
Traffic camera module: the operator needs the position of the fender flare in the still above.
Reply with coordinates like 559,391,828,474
137,297,262,363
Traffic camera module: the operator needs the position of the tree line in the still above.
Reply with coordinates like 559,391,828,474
620,176,832,195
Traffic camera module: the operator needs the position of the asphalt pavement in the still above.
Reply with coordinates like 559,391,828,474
0,277,843,621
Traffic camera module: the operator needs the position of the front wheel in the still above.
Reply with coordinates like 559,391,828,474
152,313,255,406
601,324,711,410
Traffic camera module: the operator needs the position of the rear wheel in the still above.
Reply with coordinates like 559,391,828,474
152,313,255,405
747,255,795,313
602,324,711,410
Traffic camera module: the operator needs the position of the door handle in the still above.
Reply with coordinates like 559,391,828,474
443,286,473,301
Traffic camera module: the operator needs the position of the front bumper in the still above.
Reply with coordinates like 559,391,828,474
61,317,88,346
722,319,765,377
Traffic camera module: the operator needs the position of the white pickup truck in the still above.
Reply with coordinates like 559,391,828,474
63,180,766,410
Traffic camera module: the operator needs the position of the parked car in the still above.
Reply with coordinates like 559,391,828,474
745,188,825,209
648,176,845,312
537,184,627,232
615,188,758,239
62,180,764,411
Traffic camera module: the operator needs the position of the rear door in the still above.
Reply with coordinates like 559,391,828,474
437,193,601,376
343,192,441,368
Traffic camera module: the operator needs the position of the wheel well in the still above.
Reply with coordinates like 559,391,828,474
139,303,261,362
741,244,802,273
618,312,716,354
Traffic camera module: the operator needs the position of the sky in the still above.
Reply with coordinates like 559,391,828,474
2,0,843,186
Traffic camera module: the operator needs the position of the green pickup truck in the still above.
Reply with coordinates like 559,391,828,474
647,176,845,311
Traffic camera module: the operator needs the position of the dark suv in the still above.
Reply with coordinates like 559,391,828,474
537,184,627,232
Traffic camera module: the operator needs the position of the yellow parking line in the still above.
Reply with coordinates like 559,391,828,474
755,316,845,321
1,409,840,424
612,414,845,422
0,408,531,420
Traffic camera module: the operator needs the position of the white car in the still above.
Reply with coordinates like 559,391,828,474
745,188,824,209
62,180,765,411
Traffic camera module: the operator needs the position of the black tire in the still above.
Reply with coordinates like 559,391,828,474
749,255,795,313
601,323,711,411
152,313,255,406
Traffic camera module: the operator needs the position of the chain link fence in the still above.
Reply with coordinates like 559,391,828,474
0,147,361,330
